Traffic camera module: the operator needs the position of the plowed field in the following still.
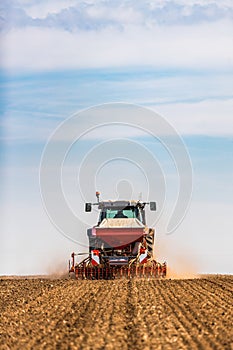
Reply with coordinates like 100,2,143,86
0,276,233,350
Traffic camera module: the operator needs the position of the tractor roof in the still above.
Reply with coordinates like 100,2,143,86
98,200,145,209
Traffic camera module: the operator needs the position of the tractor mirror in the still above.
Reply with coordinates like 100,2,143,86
85,203,92,212
150,202,156,211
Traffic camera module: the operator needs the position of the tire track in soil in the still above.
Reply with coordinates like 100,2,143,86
0,280,76,348
183,280,233,348
185,280,232,305
31,281,105,350
185,279,232,307
124,279,149,350
1,280,100,350
155,280,210,350
74,280,129,350
162,280,222,349
44,280,129,350
97,280,129,350
184,279,232,314
208,276,233,285
201,278,233,295
150,280,198,349
133,279,191,350
58,281,108,350
194,279,233,306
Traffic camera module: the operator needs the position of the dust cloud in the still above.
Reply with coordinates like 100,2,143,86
155,234,199,279
45,259,69,279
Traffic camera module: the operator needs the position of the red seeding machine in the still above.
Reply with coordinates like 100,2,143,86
69,192,167,279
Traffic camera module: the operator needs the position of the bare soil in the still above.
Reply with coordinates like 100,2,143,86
0,275,233,349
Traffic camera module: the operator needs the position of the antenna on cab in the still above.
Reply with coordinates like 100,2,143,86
96,191,100,203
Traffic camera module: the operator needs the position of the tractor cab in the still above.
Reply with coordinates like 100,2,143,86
96,201,147,226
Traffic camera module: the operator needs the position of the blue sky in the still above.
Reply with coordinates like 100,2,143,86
1,0,233,275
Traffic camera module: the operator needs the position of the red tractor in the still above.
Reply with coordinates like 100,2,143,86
69,192,166,279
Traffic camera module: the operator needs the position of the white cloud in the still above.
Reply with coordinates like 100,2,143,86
14,0,78,19
4,99,233,144
147,0,233,10
2,0,233,32
81,99,233,137
2,20,233,71
67,99,233,138
86,5,143,25
154,98,233,136
172,0,233,8
15,0,233,22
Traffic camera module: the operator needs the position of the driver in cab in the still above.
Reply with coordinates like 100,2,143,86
114,210,128,218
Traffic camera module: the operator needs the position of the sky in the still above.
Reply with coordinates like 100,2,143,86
0,0,233,275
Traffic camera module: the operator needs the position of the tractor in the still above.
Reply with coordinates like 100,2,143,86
69,192,166,279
